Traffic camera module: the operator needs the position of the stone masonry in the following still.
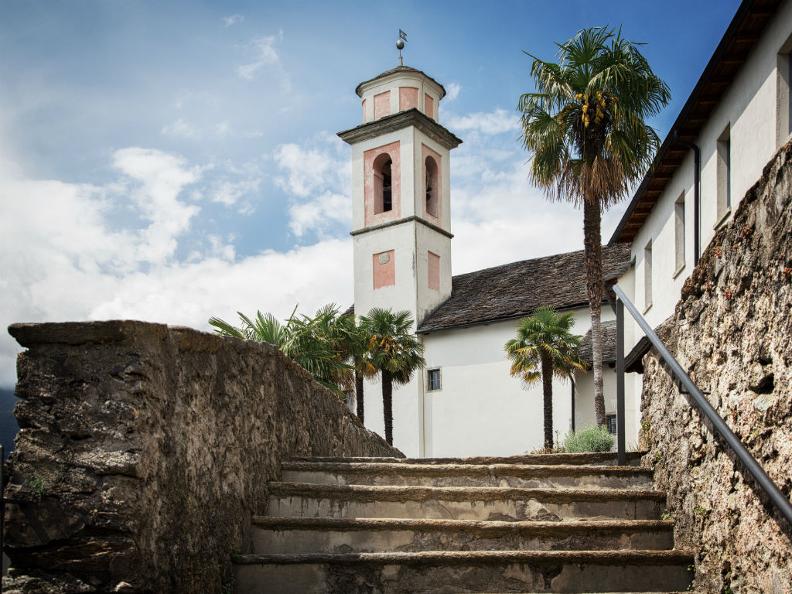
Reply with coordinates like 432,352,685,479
4,321,398,593
639,140,792,593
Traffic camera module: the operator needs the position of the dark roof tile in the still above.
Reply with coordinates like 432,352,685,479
417,244,631,334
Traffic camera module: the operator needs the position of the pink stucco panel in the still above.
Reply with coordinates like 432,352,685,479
374,91,391,119
399,87,419,112
424,94,435,119
363,141,401,227
422,143,442,221
428,251,440,290
361,98,367,122
373,250,396,289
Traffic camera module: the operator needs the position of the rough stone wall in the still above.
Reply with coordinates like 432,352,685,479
4,321,398,593
639,140,792,593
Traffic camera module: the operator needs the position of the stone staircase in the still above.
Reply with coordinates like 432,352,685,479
233,452,693,593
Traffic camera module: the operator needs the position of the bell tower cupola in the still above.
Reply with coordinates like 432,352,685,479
339,63,462,326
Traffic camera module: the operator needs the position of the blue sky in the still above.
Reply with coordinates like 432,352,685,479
0,0,739,384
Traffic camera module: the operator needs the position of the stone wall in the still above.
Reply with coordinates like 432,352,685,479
4,321,398,593
639,140,792,593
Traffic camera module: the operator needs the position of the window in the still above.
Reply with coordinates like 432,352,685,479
427,368,441,391
425,156,438,217
606,414,617,435
717,125,731,220
644,241,653,311
674,193,685,274
383,161,392,212
372,154,393,214
777,36,792,145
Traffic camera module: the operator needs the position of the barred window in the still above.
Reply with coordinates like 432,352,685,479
427,368,442,391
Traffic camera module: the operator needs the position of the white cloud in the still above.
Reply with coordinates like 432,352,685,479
273,141,346,198
446,108,520,135
237,34,282,80
112,147,201,263
161,118,199,138
272,135,351,239
289,192,350,237
445,82,461,102
210,177,261,210
0,148,352,386
223,14,244,27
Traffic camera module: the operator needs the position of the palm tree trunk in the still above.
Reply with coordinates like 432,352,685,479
583,197,606,427
355,369,364,424
382,370,394,445
541,353,554,450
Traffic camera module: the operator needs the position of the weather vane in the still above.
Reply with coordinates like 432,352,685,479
396,29,407,66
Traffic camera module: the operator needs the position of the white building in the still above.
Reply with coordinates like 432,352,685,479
338,66,633,458
610,0,792,435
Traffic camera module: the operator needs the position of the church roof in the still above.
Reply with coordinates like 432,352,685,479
578,320,617,366
355,65,447,98
417,243,632,334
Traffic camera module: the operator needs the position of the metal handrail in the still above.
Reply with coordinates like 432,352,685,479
612,284,792,526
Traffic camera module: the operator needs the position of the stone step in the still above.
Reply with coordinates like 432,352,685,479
267,482,666,521
281,461,654,489
234,550,693,593
288,451,646,467
251,517,675,554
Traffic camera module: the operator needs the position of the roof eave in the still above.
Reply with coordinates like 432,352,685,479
608,0,781,246
337,108,462,150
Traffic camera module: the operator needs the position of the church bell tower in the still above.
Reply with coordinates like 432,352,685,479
338,64,462,327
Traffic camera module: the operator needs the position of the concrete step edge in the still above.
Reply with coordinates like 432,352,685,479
233,549,694,566
281,462,654,476
251,516,675,534
288,452,647,466
268,482,667,502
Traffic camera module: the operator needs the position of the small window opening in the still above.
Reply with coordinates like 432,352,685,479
777,36,792,145
644,240,653,312
606,414,617,435
373,154,393,214
427,368,442,391
425,156,438,217
717,125,731,219
674,193,685,274
382,160,392,212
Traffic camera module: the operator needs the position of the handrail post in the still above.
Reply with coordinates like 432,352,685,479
615,299,626,465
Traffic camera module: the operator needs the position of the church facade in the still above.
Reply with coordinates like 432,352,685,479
338,66,634,458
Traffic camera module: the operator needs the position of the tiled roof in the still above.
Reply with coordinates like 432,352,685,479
579,320,617,366
417,244,632,334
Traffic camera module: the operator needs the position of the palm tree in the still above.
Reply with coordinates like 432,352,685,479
359,308,425,446
505,307,586,450
336,312,377,423
209,305,353,394
518,27,669,426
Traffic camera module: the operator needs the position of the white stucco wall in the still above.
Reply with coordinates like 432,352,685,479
621,1,792,335
417,306,630,457
615,2,792,450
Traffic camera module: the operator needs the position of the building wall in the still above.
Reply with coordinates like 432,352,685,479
617,2,792,439
621,0,792,337
360,71,443,124
416,306,629,457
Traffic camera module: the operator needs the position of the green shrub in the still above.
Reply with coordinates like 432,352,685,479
563,426,614,453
